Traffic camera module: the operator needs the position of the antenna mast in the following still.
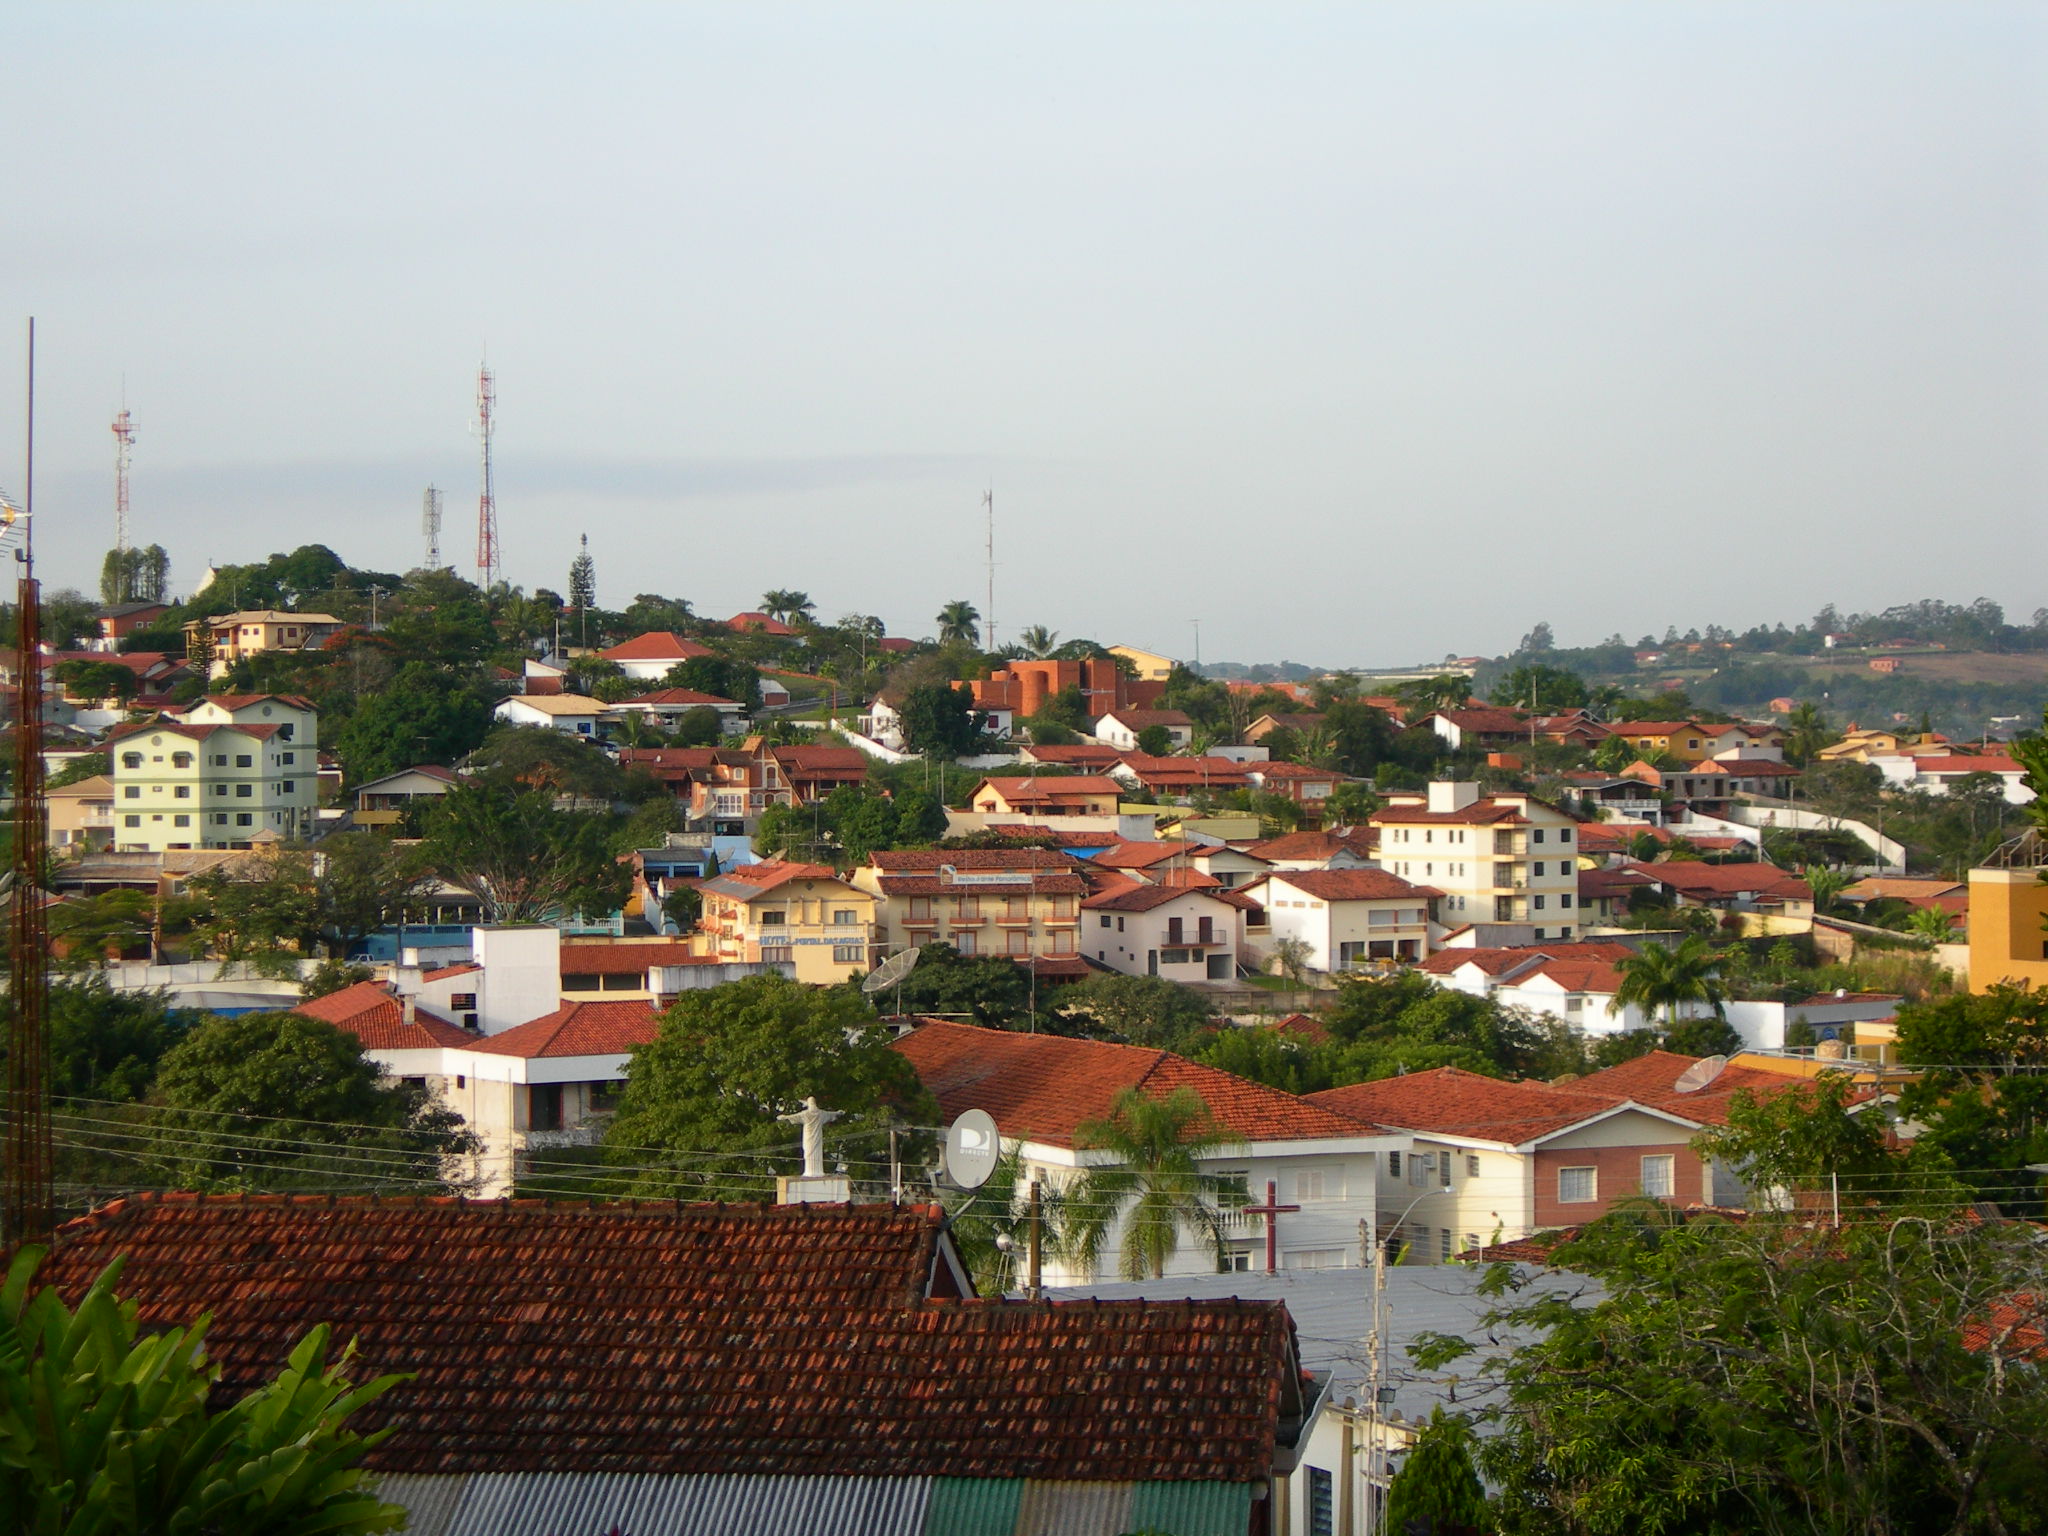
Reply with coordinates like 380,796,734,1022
475,364,499,589
422,484,443,568
111,404,136,598
5,317,53,1247
983,486,995,652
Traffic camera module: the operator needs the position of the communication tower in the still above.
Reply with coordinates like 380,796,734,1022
475,365,499,589
423,484,443,568
111,406,136,594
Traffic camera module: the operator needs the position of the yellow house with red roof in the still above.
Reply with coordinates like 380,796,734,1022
696,858,878,983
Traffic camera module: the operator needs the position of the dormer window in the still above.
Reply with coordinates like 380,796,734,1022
171,753,192,769
121,752,143,769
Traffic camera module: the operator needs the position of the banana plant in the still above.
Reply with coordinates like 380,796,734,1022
0,1246,407,1535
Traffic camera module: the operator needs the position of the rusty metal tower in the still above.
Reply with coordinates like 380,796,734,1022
474,365,499,590
110,405,136,597
4,318,53,1248
423,484,443,569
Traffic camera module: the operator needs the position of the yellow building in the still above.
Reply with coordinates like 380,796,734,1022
1108,644,1177,682
182,610,344,679
849,849,1087,962
1967,832,2048,993
695,859,877,984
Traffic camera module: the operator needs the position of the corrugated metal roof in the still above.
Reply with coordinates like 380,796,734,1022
373,1474,466,1536
1129,1481,1256,1535
1014,1479,1134,1535
439,1473,931,1536
922,1477,1024,1536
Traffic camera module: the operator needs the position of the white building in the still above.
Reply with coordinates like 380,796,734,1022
896,1020,1405,1281
1081,879,1247,982
1371,783,1582,944
107,693,319,851
494,693,606,736
1241,867,1437,972
1094,709,1194,752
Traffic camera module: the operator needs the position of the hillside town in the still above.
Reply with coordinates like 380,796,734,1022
4,547,2044,1533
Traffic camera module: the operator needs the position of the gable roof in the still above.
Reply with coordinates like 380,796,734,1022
1261,868,1436,903
897,1019,1383,1147
467,1000,661,1058
1415,941,1639,980
974,775,1124,804
501,692,605,716
293,982,474,1050
869,848,1080,872
615,687,740,708
1562,1049,1856,1126
1081,881,1236,914
1306,1065,1686,1145
1618,859,1811,901
698,859,849,900
600,631,714,662
557,941,706,975
1245,829,1375,862
38,1196,1303,1483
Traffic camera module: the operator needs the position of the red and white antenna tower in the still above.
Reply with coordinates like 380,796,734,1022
111,405,136,584
475,364,499,589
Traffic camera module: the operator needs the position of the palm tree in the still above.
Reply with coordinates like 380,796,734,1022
1784,701,1834,767
760,589,813,626
1905,906,1956,945
1064,1088,1247,1280
936,600,981,647
1804,864,1850,917
1612,936,1726,1029
1018,624,1060,659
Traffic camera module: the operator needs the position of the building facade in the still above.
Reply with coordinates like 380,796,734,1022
108,694,318,851
1371,782,1581,942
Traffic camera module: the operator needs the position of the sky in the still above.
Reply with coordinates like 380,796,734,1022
3,2,2043,668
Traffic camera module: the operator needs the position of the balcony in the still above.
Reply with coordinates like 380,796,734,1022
993,913,1035,928
949,911,988,926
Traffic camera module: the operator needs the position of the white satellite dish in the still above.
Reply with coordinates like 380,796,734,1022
862,946,922,994
1673,1054,1729,1094
943,1109,1000,1189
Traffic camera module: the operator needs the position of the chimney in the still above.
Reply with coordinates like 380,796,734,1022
401,994,417,1026
1427,781,1482,814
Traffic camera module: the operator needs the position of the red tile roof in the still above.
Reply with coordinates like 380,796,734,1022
1249,761,1338,780
771,745,871,773
1907,755,2024,775
618,687,740,708
293,982,473,1050
1081,882,1237,914
1102,708,1194,728
898,1020,1380,1146
1092,840,1198,871
1245,830,1374,862
1018,744,1124,766
467,1000,660,1058
1618,859,1811,901
558,941,707,975
1370,801,1529,827
601,631,714,662
421,962,480,981
1261,869,1436,903
1416,941,1638,979
1306,1066,1668,1145
975,775,1124,804
1562,1050,1853,1127
705,859,847,896
37,1196,1303,1482
726,611,798,635
1270,1012,1331,1044
1426,708,1529,735
870,849,1080,872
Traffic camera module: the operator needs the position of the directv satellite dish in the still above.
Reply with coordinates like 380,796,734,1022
1673,1054,1728,1094
943,1109,1000,1189
862,946,922,994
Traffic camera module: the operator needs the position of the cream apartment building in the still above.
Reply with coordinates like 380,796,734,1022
849,848,1087,962
1371,782,1581,943
108,694,319,851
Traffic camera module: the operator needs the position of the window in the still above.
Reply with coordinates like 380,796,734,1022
1006,930,1029,956
1466,1154,1481,1178
1641,1154,1675,1198
1005,897,1028,921
235,784,252,798
955,897,980,921
1532,828,1545,843
174,785,189,799
909,897,932,921
1560,893,1573,908
761,945,793,964
1282,1249,1345,1271
1386,1151,1402,1179
212,813,227,825
1558,1166,1597,1203
173,814,189,827
213,784,226,796
1306,1468,1334,1536
121,752,143,769
1050,929,1074,954
279,751,294,765
1409,1152,1432,1187
211,754,227,767
832,943,865,963
1440,1156,1454,1191
1534,895,1546,910
123,814,139,828
1159,948,1193,965
1558,828,1572,844
1295,1167,1339,1202
1533,861,1546,876
953,932,976,956
235,754,253,768
455,1075,466,1090
278,781,294,795
123,786,139,799
450,993,477,1011
832,908,859,925
758,909,787,927
171,752,191,768
1439,1228,1453,1262
235,813,253,827
278,724,293,740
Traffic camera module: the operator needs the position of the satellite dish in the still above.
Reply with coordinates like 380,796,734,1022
1673,1054,1728,1093
943,1109,1000,1189
862,946,922,994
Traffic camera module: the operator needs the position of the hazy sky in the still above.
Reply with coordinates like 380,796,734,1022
4,2,2043,667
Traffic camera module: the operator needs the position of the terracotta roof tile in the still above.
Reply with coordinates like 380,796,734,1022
1260,869,1434,903
1306,1066,1659,1145
558,942,707,975
897,1019,1379,1146
869,849,1080,872
466,1000,660,1058
293,983,474,1050
38,1196,1300,1482
601,631,715,662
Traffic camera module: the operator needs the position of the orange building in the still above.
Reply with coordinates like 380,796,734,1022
1968,833,2048,994
968,659,1164,720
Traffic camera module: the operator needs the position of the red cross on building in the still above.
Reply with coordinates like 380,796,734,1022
1241,1179,1301,1274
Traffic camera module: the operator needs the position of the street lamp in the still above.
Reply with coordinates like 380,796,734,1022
1358,1182,1455,1534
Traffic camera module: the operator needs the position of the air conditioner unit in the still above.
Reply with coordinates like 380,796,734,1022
462,1014,480,1031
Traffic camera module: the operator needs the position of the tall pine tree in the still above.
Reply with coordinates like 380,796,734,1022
1381,1409,1489,1535
567,533,596,647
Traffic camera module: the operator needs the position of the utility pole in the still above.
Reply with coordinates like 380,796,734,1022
1026,1178,1043,1299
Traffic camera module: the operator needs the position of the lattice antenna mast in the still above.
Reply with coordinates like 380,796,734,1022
475,364,499,589
422,484,443,568
4,317,54,1248
983,486,995,653
111,404,136,597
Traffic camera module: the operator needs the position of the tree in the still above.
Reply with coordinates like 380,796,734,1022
149,1011,475,1189
1783,700,1836,766
468,724,624,800
567,533,596,645
44,976,189,1102
1696,1072,1901,1207
421,782,629,924
314,831,437,957
1381,1409,1489,1536
187,854,321,975
54,658,138,707
877,942,1034,1028
662,655,762,711
935,599,981,647
1804,863,1851,914
761,589,816,626
1133,722,1174,757
607,974,936,1197
892,785,949,843
897,681,985,757
49,751,111,789
1053,972,1217,1050
1270,936,1315,1009
1396,674,1474,715
1064,1087,1247,1280
1611,936,1725,1027
1894,985,2048,1215
1661,1014,1742,1058
1017,624,1059,658
0,1247,407,1536
1489,662,1586,712
330,661,493,783
301,957,375,1000
1518,620,1556,653
1433,1204,2048,1535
